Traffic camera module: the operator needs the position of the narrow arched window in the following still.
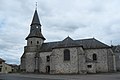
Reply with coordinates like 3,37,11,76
46,56,50,62
37,41,39,44
64,49,70,61
93,54,97,61
31,41,32,44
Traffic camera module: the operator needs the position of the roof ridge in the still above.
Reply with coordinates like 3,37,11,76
44,38,95,44
75,38,95,41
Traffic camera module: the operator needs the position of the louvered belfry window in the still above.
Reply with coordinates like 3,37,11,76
64,49,70,61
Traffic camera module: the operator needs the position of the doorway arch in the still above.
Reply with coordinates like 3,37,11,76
46,66,50,73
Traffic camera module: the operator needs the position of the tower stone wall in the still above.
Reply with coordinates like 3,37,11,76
25,52,36,72
27,38,44,46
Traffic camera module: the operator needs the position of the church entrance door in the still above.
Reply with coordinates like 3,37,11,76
46,66,50,73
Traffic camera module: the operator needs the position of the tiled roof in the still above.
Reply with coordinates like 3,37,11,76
53,36,81,48
26,9,45,40
0,58,5,62
31,10,41,26
26,29,45,40
39,42,60,52
39,37,110,52
75,38,109,49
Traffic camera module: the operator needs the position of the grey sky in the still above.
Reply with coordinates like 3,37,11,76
0,0,120,64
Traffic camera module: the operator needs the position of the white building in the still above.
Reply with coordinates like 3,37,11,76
0,58,12,73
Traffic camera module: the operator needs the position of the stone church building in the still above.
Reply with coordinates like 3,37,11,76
20,9,116,74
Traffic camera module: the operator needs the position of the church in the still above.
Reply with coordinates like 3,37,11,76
20,9,116,74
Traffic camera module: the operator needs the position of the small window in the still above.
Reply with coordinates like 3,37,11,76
46,56,50,62
31,41,32,44
87,65,92,68
64,49,70,61
0,68,1,72
12,69,14,72
93,54,97,61
37,41,39,44
0,62,2,64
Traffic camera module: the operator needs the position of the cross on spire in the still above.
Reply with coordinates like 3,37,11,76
35,2,37,10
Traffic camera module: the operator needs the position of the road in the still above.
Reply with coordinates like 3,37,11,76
0,72,120,80
0,74,62,80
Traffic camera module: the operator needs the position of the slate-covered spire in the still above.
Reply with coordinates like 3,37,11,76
31,9,41,26
26,9,45,40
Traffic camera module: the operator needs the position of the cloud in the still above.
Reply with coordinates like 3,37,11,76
0,0,120,64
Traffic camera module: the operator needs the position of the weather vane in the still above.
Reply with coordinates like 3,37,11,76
35,2,37,10
110,40,113,46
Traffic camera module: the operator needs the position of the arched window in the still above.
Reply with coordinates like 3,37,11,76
31,41,32,44
46,56,50,62
64,49,70,61
93,54,97,61
37,41,39,44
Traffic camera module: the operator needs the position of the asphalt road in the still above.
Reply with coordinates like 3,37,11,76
0,73,120,80
0,74,63,80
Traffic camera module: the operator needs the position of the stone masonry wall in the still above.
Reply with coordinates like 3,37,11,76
25,52,36,72
51,48,79,74
115,52,120,71
39,52,52,73
85,49,108,72
77,47,87,74
27,38,44,46
20,56,26,71
107,49,116,72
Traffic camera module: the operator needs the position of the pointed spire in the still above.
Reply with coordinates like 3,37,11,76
26,7,46,40
31,9,41,26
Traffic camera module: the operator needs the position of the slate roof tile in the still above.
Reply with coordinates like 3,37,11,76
39,37,110,52
0,58,5,62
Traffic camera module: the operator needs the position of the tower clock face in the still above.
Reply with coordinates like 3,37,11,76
36,26,38,28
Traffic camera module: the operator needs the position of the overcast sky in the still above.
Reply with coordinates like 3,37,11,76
0,0,120,64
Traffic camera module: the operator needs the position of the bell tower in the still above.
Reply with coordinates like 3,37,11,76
26,9,45,46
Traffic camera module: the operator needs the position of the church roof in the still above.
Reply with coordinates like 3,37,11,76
26,29,45,40
75,38,109,49
39,42,60,52
53,36,81,48
39,37,110,52
31,9,41,26
0,58,5,62
26,9,45,40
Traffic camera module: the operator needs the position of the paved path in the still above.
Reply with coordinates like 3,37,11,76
0,72,120,80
